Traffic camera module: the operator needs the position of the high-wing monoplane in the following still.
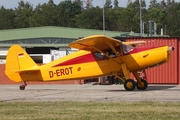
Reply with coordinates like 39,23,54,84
5,35,174,91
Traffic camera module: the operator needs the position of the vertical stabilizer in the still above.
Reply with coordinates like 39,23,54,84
5,44,38,82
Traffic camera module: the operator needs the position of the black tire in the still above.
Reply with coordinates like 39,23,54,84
137,79,148,90
124,79,136,91
19,85,25,90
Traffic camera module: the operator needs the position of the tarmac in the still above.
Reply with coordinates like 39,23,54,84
0,84,180,102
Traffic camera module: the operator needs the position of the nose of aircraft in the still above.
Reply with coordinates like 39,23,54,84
168,47,175,52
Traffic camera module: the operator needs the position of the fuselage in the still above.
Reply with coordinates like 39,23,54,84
20,44,170,82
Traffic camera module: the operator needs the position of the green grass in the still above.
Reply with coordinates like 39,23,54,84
0,101,180,120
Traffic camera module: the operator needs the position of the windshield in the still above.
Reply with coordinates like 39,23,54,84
122,44,135,54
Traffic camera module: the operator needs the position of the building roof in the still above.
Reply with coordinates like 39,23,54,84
0,26,124,41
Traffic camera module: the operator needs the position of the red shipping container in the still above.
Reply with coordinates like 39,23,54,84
127,37,179,84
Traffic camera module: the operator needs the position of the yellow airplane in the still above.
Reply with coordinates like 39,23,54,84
5,35,174,91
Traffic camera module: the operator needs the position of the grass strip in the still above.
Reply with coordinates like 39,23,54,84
0,101,180,120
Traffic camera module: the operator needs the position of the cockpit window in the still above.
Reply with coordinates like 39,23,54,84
122,44,135,54
93,45,135,59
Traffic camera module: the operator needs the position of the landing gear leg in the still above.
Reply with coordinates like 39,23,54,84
118,63,136,91
133,72,148,90
19,81,27,90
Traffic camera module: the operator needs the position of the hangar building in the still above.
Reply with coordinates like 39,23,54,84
0,26,126,64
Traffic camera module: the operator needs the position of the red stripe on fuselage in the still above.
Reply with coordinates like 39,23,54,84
52,54,98,67
52,46,164,67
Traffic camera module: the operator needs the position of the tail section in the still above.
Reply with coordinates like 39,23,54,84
5,44,38,82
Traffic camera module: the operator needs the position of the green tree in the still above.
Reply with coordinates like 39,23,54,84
0,6,15,29
56,0,82,27
32,0,57,26
29,4,43,27
84,0,93,9
166,0,176,7
111,7,125,31
105,0,112,8
75,7,103,29
141,0,146,8
160,0,167,9
149,0,160,9
14,0,33,28
75,0,83,8
165,3,180,36
147,8,168,34
113,0,119,9
118,6,139,32
1,0,180,36
167,0,172,6
105,9,120,31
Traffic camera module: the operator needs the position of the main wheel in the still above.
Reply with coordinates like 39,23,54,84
19,85,25,90
124,79,136,91
137,79,148,90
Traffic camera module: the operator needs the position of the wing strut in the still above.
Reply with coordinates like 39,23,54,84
106,42,130,80
106,42,124,62
112,72,125,82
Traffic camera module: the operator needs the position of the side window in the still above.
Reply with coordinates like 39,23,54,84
107,50,117,57
106,47,121,57
93,52,105,59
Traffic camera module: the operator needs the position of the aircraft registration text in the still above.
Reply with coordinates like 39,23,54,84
49,67,73,78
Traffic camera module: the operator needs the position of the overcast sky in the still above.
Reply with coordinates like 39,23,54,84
1,0,180,9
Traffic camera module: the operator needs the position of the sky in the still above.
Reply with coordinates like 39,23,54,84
1,0,180,9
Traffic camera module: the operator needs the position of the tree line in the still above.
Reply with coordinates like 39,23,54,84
0,0,180,36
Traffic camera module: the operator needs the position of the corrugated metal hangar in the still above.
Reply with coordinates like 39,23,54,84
0,26,180,85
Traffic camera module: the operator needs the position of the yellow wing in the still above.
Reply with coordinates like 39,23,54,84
69,35,122,52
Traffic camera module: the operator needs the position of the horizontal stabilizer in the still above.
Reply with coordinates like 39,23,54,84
14,68,40,73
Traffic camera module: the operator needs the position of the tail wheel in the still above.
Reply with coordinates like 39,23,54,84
137,79,148,90
124,79,136,91
19,81,27,90
19,85,25,90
